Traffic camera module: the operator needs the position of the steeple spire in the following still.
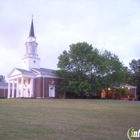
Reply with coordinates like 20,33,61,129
29,16,35,37
22,17,40,70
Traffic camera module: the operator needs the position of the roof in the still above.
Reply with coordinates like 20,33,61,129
0,82,8,87
29,19,35,37
124,84,137,88
32,68,56,75
15,68,35,75
8,67,60,79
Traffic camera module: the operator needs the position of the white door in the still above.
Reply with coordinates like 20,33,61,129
49,86,55,97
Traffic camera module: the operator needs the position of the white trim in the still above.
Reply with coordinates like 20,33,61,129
8,81,11,98
12,80,15,98
8,74,36,80
21,77,24,97
36,74,61,79
9,73,35,79
30,78,34,97
16,78,19,98
22,57,40,60
31,69,41,74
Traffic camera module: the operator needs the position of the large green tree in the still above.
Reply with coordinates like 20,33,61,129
56,42,125,97
56,42,98,95
128,59,140,99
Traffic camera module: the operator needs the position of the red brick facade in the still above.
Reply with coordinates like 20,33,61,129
34,77,61,98
0,89,8,98
34,77,43,98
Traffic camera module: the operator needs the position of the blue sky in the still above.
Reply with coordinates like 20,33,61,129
0,0,140,79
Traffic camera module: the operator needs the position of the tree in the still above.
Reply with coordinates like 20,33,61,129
0,75,6,82
112,88,130,98
56,42,125,97
56,42,97,96
123,66,133,85
99,50,125,98
129,59,140,73
128,59,140,100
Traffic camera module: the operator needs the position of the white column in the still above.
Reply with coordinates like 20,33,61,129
8,80,11,98
21,77,24,97
12,80,15,98
16,78,19,98
30,78,34,97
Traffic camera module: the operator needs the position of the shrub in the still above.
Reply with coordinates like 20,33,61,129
0,97,6,99
113,88,130,96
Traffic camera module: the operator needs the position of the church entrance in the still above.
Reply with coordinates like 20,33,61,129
49,85,55,98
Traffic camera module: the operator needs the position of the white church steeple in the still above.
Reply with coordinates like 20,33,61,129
22,18,40,70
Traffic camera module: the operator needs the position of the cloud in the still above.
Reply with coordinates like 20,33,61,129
0,0,140,78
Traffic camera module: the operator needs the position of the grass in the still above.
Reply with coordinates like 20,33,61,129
0,99,140,140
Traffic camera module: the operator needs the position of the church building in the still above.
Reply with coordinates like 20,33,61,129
7,19,62,98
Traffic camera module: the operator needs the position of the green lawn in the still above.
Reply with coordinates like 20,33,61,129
0,99,139,140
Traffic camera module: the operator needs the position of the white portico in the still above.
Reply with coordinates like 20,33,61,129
8,68,35,98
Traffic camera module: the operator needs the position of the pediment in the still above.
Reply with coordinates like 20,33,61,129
8,68,22,78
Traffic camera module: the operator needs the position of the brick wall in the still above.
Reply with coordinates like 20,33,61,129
44,78,61,98
34,77,43,98
58,92,66,98
34,77,61,98
0,88,8,98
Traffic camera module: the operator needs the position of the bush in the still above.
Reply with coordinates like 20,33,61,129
113,88,130,96
0,97,6,99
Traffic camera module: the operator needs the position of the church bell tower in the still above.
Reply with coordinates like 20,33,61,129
22,18,40,70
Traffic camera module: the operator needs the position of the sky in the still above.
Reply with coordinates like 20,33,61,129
0,0,140,79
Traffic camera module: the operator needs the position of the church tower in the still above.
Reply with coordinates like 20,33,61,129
22,18,40,70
